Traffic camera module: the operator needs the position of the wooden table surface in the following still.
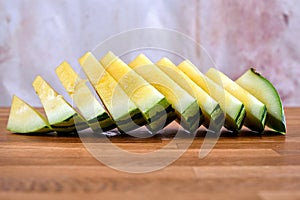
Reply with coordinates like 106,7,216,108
0,107,300,200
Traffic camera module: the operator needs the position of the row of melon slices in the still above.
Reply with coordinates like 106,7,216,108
7,51,286,135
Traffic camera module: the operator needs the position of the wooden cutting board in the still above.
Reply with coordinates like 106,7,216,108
0,107,299,200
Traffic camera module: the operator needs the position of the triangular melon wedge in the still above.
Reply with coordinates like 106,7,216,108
236,68,286,134
156,58,225,132
32,76,87,133
100,51,173,133
55,61,116,132
206,68,267,132
178,60,246,131
79,52,146,133
7,95,52,133
128,54,202,133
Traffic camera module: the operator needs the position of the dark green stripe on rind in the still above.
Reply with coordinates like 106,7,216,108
90,113,116,129
95,112,111,122
88,116,117,132
180,100,203,133
131,111,147,126
49,114,89,133
49,114,76,133
114,108,147,133
203,104,225,133
235,104,246,130
244,105,267,133
266,114,286,134
116,111,145,127
51,121,87,129
52,126,77,133
143,98,175,132
224,104,246,131
146,104,176,133
53,115,76,127
23,126,53,134
144,98,169,123
89,122,116,132
261,107,268,129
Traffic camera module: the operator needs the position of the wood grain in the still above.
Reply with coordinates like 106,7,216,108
0,107,299,200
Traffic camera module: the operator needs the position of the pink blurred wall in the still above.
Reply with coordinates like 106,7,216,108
0,0,299,106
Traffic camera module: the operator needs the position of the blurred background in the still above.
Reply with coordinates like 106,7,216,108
1,0,300,106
